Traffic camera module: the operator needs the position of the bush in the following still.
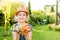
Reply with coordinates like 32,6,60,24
46,12,56,24
55,24,60,31
29,10,45,25
31,10,45,21
0,10,4,26
48,24,60,31
48,24,55,30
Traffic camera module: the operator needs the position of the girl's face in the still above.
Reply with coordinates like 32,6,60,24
17,12,27,23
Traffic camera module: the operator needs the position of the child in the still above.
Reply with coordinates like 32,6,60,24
11,5,32,40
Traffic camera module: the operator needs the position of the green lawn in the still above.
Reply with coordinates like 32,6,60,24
0,25,60,40
32,25,60,40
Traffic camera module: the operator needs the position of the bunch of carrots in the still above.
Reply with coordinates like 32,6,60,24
18,25,30,36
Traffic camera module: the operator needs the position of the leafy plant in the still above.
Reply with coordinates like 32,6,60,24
46,12,56,24
29,10,45,25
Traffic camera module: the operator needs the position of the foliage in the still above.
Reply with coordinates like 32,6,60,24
29,10,45,25
50,6,55,12
55,24,60,31
0,10,4,26
26,0,31,15
48,24,60,31
44,6,47,10
48,24,55,30
46,12,56,24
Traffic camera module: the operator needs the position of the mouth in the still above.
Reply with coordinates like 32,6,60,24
18,18,24,20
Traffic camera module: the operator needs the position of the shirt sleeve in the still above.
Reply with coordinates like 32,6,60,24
11,24,16,32
29,24,32,31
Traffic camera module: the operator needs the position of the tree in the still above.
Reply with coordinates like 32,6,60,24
50,6,54,12
26,0,31,15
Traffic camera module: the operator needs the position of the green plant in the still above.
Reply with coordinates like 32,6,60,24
0,10,4,26
46,13,56,24
29,10,45,25
55,24,60,31
48,24,60,31
50,6,55,12
48,24,55,30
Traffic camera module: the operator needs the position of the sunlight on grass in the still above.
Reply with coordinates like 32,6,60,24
32,25,60,40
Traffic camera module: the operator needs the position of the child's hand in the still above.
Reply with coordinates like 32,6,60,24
21,25,30,33
14,27,19,32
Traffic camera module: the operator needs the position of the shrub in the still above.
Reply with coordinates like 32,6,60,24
46,12,56,24
55,24,60,31
48,24,55,30
29,10,45,25
0,10,4,26
48,24,60,31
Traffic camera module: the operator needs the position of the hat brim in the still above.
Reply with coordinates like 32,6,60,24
14,10,29,16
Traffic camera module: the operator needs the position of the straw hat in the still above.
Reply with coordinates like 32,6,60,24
14,5,29,16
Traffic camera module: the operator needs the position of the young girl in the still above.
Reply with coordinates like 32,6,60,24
11,6,32,40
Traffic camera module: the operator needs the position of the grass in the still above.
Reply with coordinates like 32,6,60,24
0,27,13,40
0,25,60,40
32,25,60,40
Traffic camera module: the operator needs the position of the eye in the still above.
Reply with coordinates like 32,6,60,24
17,13,21,16
18,14,26,16
17,12,27,17
18,14,21,16
23,14,26,16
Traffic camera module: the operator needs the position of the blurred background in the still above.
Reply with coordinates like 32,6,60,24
0,0,60,40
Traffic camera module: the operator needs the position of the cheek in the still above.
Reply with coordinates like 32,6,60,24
23,16,27,20
24,16,27,19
